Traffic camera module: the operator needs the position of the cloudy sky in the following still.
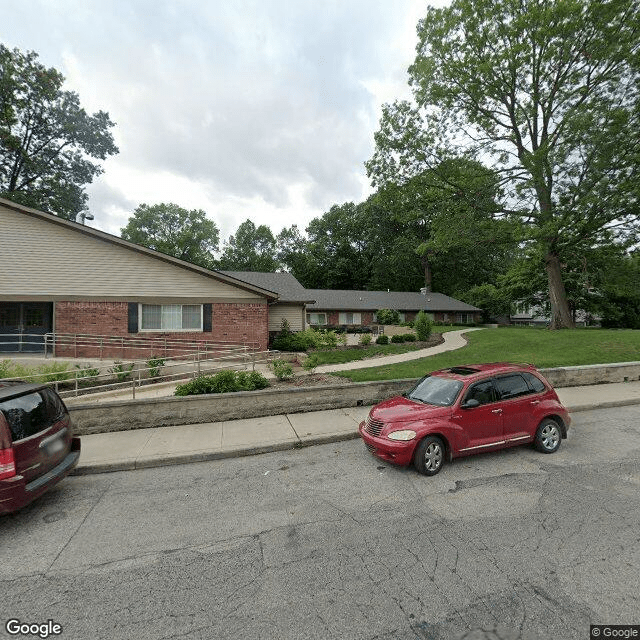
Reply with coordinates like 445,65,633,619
2,0,443,244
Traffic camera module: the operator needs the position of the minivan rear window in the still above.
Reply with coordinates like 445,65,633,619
0,390,63,441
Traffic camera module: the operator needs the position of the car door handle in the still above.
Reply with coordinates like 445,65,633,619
491,409,502,414
530,400,540,405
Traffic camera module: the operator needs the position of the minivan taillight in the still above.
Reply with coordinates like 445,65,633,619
0,413,16,479
0,447,15,480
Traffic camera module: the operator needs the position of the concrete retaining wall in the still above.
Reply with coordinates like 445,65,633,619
68,361,640,435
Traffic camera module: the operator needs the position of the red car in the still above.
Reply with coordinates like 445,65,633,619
0,382,81,514
359,363,570,476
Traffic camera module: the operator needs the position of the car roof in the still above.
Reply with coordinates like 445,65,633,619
431,362,537,382
0,381,50,402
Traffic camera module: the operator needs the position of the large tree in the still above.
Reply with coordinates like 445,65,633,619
121,203,219,269
0,44,118,221
367,0,640,328
218,219,280,272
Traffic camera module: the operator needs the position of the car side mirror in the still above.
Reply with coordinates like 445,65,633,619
462,398,480,409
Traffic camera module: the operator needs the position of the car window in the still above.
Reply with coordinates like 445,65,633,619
408,376,463,406
521,372,546,393
0,392,51,441
495,374,531,400
464,379,496,405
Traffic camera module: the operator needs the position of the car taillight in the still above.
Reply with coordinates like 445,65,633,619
0,447,15,480
0,413,16,480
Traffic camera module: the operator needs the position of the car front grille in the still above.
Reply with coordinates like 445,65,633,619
364,442,376,455
364,416,384,437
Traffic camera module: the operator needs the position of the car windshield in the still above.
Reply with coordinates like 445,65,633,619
408,375,463,407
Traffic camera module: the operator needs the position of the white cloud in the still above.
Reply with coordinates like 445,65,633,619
2,0,448,240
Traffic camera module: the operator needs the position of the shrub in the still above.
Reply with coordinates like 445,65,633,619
303,355,319,373
174,370,269,396
74,364,101,386
414,310,433,341
272,328,340,352
337,332,348,346
390,334,405,343
0,359,12,378
359,333,372,346
270,358,294,380
403,333,416,342
34,362,73,383
109,361,135,382
146,356,165,379
376,309,401,325
376,334,389,345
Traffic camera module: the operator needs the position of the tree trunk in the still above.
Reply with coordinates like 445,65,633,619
545,252,575,329
422,255,432,292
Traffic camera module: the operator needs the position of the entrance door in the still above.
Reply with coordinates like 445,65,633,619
0,302,53,353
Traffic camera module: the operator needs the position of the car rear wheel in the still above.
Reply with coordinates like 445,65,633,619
414,436,445,476
534,418,561,453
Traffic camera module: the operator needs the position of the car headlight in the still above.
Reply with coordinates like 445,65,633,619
387,430,417,441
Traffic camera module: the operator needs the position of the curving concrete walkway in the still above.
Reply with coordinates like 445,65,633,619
314,328,484,373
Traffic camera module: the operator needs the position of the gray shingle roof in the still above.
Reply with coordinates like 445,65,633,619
221,271,480,312
305,289,481,313
220,271,314,303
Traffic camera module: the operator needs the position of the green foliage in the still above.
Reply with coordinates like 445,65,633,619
302,355,319,373
218,219,280,271
359,333,372,346
366,0,640,328
0,359,12,378
390,334,405,343
272,328,338,352
121,203,219,269
74,364,101,386
270,359,294,381
146,356,165,379
403,334,417,342
414,310,433,341
375,334,390,345
376,309,401,325
0,44,118,220
461,284,512,322
174,370,269,396
32,363,72,383
109,361,135,382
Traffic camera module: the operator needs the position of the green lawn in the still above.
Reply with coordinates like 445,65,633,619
334,327,640,382
310,326,470,365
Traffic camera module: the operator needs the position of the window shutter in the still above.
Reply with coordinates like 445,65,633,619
127,303,138,333
203,303,212,332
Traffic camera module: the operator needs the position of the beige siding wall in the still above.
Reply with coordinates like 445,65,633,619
0,205,264,302
269,303,305,332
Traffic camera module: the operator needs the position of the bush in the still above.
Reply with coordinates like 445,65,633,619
403,333,416,342
376,309,401,325
272,328,339,352
359,333,372,346
390,334,405,343
270,358,294,380
146,356,165,379
110,361,135,382
414,310,433,341
302,355,319,373
174,370,269,396
376,334,389,345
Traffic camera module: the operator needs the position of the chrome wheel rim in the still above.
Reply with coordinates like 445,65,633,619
425,443,443,471
541,423,560,450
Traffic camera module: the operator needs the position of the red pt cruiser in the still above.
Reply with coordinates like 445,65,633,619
359,363,570,476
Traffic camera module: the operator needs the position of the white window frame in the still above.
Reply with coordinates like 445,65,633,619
338,312,361,325
139,303,204,332
306,312,327,326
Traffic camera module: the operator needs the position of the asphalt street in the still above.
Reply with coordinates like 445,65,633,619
1,404,639,640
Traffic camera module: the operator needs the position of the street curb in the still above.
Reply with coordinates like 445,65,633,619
70,398,640,476
72,432,362,476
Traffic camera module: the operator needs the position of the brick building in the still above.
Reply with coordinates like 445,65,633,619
0,198,277,357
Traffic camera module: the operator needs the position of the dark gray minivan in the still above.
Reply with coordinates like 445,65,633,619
0,382,80,514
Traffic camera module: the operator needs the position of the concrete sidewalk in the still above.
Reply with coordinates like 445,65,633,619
74,380,640,475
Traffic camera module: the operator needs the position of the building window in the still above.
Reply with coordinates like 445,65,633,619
338,312,361,325
140,304,203,331
306,313,327,326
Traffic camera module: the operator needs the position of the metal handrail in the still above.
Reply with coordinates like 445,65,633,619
0,348,281,400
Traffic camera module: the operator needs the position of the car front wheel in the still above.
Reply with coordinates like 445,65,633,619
534,418,562,453
414,436,445,476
